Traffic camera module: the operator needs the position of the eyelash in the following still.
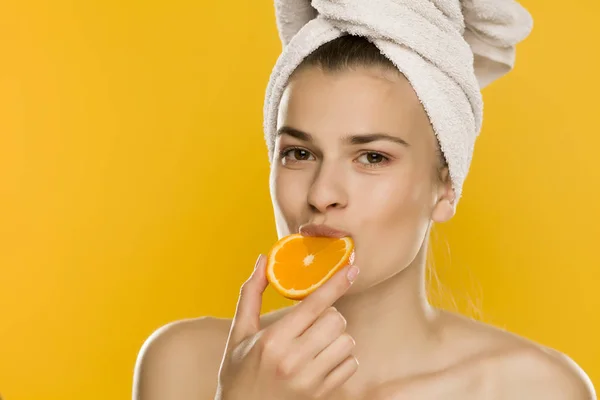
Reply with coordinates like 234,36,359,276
279,146,391,168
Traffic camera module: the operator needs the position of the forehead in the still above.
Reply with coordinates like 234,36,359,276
276,66,432,143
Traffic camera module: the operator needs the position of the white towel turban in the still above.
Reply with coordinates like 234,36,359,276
263,0,533,204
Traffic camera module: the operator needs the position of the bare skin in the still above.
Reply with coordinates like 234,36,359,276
132,66,595,400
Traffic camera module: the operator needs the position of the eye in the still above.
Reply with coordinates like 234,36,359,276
356,152,390,166
280,147,315,163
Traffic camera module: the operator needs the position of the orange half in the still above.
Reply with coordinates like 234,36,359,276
265,233,355,300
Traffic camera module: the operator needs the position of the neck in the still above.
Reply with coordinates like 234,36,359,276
332,244,444,392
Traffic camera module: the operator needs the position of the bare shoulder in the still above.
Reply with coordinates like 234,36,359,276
132,308,292,400
440,311,596,399
132,316,232,400
495,344,596,399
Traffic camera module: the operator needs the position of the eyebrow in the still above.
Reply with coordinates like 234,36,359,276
276,126,410,147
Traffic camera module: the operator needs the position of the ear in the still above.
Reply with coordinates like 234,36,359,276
431,167,456,223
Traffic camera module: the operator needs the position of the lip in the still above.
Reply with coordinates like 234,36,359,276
298,223,351,238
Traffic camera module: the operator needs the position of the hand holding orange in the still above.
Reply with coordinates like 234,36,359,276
216,243,360,400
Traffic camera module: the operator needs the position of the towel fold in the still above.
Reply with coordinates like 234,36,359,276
264,0,533,203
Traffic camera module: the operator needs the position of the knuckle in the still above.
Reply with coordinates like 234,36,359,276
257,333,281,359
290,369,325,396
289,378,316,397
239,280,252,296
276,356,297,378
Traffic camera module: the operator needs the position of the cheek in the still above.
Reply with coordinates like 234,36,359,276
350,169,433,275
354,175,423,236
270,167,308,223
353,167,431,224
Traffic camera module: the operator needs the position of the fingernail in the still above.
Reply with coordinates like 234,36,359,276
254,254,264,270
346,266,360,283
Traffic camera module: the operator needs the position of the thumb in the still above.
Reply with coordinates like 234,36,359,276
227,254,268,348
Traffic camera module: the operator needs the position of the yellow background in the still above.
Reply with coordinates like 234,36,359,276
1,1,598,399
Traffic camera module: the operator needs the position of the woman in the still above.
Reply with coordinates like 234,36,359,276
133,1,595,399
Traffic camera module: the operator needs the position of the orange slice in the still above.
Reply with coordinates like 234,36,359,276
265,233,355,300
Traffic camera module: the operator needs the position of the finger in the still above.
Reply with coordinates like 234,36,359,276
314,355,359,398
294,332,355,389
272,307,346,377
227,254,268,348
271,265,359,340
293,307,347,362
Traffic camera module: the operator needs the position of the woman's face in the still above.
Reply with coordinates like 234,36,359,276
269,65,453,292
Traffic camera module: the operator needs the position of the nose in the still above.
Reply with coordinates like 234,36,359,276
307,161,348,213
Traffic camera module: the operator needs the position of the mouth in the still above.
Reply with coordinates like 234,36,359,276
298,223,351,239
